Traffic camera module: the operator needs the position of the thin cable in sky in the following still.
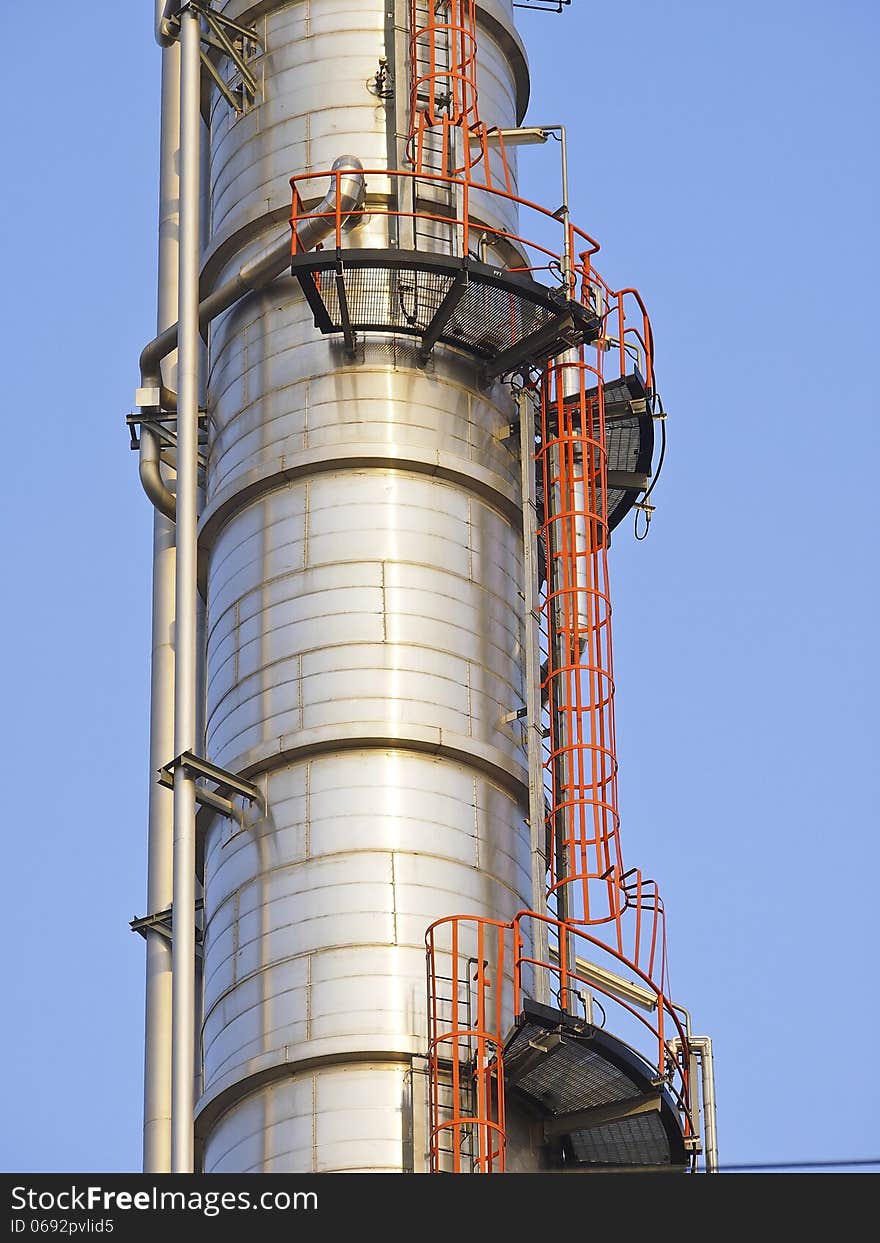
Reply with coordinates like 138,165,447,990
712,1158,879,1172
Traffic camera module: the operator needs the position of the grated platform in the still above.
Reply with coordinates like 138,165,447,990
502,999,688,1170
290,249,601,381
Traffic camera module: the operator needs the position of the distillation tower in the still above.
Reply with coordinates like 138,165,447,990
130,0,717,1173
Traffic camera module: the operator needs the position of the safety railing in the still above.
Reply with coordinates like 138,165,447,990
613,286,656,391
290,166,608,302
426,916,510,1173
289,168,658,388
426,911,694,1173
513,912,690,1134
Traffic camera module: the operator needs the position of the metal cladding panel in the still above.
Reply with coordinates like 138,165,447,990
206,286,521,505
202,752,530,917
200,751,529,1095
202,955,419,1085
204,474,526,767
204,1065,409,1174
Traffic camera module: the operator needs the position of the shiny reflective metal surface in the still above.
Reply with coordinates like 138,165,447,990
142,31,179,1175
197,0,534,1172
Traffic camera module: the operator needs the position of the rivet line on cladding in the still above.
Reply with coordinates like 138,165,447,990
391,852,398,945
304,760,311,858
306,951,312,1041
302,475,310,567
381,561,387,643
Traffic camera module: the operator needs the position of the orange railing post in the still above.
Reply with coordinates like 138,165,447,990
289,180,303,256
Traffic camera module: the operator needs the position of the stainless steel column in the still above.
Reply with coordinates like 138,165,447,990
194,0,534,1173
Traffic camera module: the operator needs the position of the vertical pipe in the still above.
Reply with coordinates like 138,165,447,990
673,1030,719,1174
171,3,202,1174
143,516,176,1173
696,1037,719,1173
142,33,180,1175
557,127,571,293
194,87,211,1119
688,1044,701,1156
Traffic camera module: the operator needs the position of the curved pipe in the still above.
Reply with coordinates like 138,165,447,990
139,425,177,521
138,156,365,515
139,157,365,394
155,1,177,46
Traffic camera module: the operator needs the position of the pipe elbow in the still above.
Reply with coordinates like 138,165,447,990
139,343,159,388
139,426,177,521
331,154,366,215
295,156,366,253
155,2,177,46
140,324,177,390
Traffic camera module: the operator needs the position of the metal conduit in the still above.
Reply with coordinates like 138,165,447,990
142,21,179,1173
170,3,201,1173
670,1026,719,1174
139,426,176,523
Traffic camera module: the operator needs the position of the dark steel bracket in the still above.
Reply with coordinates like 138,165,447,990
334,258,357,358
480,312,577,384
419,268,469,363
158,750,265,821
542,1092,661,1141
130,899,204,946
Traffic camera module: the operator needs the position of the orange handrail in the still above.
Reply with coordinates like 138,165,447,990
426,911,694,1173
289,166,611,320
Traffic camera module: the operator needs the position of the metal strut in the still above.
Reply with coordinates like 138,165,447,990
130,900,205,946
172,1,261,114
159,751,265,821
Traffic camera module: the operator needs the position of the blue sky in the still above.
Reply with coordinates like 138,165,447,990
1,0,877,1173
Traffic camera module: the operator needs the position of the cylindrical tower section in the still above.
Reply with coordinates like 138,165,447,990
195,0,536,1172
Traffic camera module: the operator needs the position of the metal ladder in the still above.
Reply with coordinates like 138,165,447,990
411,0,459,257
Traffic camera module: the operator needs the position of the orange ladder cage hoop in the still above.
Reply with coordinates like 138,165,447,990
539,355,626,938
407,0,510,185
